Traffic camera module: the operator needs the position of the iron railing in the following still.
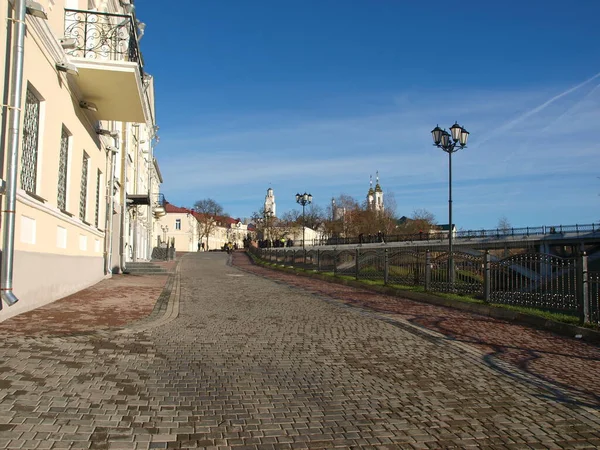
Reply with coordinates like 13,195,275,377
250,247,598,325
64,9,144,76
156,193,166,208
57,128,69,210
298,222,600,247
20,88,40,193
489,253,577,312
79,152,89,222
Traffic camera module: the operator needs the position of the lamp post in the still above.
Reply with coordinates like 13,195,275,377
264,209,273,245
431,122,470,287
161,225,168,244
295,192,312,248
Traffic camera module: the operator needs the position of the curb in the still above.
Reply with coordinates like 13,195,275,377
246,252,600,345
117,257,182,333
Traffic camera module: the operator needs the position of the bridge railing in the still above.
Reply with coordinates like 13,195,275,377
302,222,600,247
250,246,599,325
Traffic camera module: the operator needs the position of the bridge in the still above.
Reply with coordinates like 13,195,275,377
257,223,600,324
296,222,600,257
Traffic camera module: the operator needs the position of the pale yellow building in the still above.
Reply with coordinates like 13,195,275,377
156,203,199,253
0,0,160,320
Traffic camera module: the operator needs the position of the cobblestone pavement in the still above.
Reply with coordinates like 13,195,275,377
232,253,600,411
0,273,170,336
1,253,600,449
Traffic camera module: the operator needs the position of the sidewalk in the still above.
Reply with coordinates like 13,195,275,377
0,260,177,336
232,251,600,410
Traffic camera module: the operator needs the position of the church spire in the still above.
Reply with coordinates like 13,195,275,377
367,174,374,196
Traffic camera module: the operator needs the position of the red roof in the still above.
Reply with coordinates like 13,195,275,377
164,202,192,214
166,204,240,227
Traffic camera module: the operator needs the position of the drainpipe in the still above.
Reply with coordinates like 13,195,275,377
132,138,138,263
104,143,118,275
147,143,153,260
119,126,127,272
1,0,27,308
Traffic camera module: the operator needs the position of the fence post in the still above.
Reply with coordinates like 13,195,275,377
355,248,359,280
577,253,590,324
425,250,431,291
334,251,337,276
384,248,389,285
317,249,321,271
484,251,491,303
304,249,307,267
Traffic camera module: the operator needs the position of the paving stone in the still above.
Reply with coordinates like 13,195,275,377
0,253,598,448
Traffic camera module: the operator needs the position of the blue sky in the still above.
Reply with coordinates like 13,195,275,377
137,0,600,230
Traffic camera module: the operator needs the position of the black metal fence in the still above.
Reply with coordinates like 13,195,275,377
250,247,599,325
291,222,600,247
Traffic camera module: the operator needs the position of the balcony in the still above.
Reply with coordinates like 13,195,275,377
63,9,150,123
153,193,166,218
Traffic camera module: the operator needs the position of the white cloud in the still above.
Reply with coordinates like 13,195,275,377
156,76,600,228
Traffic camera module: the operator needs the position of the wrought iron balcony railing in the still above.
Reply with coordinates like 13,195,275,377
64,9,144,76
156,193,166,208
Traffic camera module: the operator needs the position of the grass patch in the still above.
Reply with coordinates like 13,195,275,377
488,304,580,325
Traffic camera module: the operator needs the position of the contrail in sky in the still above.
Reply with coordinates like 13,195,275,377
476,70,600,147
541,82,600,131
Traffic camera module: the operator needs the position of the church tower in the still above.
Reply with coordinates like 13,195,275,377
264,187,276,217
374,171,384,212
367,175,375,209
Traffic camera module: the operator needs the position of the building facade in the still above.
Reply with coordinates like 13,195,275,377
156,203,198,253
0,0,160,320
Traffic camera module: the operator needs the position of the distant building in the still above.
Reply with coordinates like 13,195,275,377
158,203,199,252
331,197,346,221
264,187,276,217
430,224,457,238
367,171,384,212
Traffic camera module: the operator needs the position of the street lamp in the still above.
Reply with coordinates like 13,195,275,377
264,209,274,244
161,225,169,244
295,192,312,248
431,122,469,287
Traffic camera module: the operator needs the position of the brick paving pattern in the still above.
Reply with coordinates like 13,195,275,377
233,252,600,411
0,274,169,336
0,252,598,449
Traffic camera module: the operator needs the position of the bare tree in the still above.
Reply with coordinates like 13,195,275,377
276,211,301,242
497,216,512,235
299,204,325,230
412,208,436,224
251,206,282,242
397,209,437,235
194,198,225,250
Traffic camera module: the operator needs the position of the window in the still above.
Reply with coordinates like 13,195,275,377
79,152,89,222
20,216,36,244
175,219,181,230
57,127,69,210
21,88,41,192
95,169,102,227
79,234,87,251
56,226,67,249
